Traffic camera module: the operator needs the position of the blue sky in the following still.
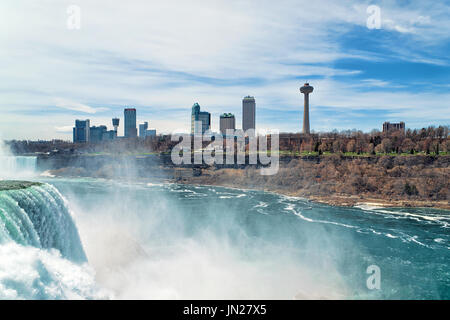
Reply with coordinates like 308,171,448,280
0,0,449,140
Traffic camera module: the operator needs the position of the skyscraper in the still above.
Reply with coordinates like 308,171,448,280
191,102,211,134
242,96,255,132
124,108,137,138
220,113,236,135
300,83,314,134
139,122,148,137
73,119,90,143
89,125,107,143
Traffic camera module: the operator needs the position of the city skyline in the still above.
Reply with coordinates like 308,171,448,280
11,90,450,142
68,98,412,144
0,1,449,140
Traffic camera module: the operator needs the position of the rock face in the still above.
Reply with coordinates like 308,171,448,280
0,181,42,191
37,153,450,209
175,155,450,209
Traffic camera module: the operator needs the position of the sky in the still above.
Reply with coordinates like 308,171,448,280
0,0,449,140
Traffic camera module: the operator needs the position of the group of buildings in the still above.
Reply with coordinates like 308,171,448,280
73,108,156,143
74,96,256,143
73,84,405,143
191,96,256,136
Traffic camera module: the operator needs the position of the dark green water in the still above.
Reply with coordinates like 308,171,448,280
44,177,449,299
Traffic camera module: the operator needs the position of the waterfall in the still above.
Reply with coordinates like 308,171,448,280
0,139,37,179
0,182,110,299
0,156,37,179
0,182,87,263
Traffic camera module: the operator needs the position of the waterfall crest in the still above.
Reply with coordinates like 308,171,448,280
0,182,87,263
0,139,37,179
0,156,37,178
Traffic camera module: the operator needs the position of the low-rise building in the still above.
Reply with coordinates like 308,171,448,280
383,122,405,133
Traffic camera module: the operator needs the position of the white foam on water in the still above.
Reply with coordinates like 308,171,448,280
385,233,398,239
146,182,164,187
356,204,450,227
355,203,385,210
0,242,110,300
285,203,357,229
403,235,430,248
254,201,268,208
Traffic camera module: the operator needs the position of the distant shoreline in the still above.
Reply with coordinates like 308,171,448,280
38,153,449,211
173,179,450,211
38,170,450,211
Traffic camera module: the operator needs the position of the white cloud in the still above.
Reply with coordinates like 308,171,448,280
0,0,448,139
54,98,108,114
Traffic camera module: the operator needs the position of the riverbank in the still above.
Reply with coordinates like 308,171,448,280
40,154,449,210
174,175,450,210
170,155,449,210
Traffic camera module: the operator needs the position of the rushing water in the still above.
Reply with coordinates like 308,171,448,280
0,176,449,299
0,182,106,299
0,183,86,261
0,156,37,179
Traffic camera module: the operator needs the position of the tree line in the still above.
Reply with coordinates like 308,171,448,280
7,125,449,156
280,125,449,155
